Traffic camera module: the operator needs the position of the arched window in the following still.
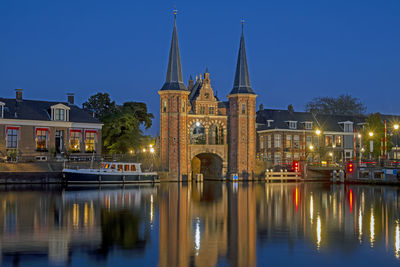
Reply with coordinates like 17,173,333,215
190,122,206,144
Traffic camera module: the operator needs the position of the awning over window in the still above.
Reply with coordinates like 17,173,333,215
85,130,98,141
35,127,50,135
5,126,20,139
69,129,82,138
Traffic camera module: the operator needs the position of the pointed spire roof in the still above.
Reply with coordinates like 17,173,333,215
230,21,254,95
161,12,186,91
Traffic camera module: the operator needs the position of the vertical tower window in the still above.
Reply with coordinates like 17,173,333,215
209,106,214,115
200,106,205,114
241,104,246,114
163,101,167,112
182,100,185,112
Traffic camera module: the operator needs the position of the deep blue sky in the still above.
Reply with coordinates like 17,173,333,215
1,0,400,134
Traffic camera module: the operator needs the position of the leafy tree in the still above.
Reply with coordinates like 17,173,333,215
361,113,392,158
305,94,366,115
122,102,154,129
102,110,142,154
82,93,117,120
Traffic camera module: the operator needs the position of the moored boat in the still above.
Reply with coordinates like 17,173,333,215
62,162,159,184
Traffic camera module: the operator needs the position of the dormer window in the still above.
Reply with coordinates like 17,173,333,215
305,122,313,130
51,104,70,121
287,121,297,129
339,121,354,132
55,109,65,121
267,120,274,127
0,102,4,118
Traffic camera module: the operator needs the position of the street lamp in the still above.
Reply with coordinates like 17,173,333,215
315,129,321,136
368,132,374,160
394,124,399,168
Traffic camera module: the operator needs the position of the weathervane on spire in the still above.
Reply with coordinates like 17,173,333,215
241,18,245,32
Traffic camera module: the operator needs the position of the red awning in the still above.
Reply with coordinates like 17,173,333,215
85,130,98,141
5,126,20,139
69,129,82,138
35,127,50,135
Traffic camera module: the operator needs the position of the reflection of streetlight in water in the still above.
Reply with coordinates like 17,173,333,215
395,221,400,259
370,208,375,247
310,195,314,222
195,217,201,255
317,215,321,249
358,209,363,243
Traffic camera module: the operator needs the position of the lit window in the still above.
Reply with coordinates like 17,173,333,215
36,130,48,151
163,101,167,112
267,135,272,148
286,135,292,148
325,135,333,147
336,136,342,147
6,128,18,148
70,131,81,152
274,134,281,148
55,109,65,121
200,106,205,115
209,106,214,115
124,165,130,172
117,164,123,171
131,165,136,171
242,104,246,114
85,132,96,152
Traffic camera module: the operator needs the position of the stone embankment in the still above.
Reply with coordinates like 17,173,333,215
0,162,95,184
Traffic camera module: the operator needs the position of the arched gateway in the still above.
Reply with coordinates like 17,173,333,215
159,14,257,181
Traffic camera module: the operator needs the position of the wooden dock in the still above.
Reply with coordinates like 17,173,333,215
264,170,302,182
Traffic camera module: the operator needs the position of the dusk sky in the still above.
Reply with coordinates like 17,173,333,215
1,0,400,134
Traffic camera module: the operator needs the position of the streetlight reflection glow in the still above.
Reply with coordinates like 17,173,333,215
370,208,375,247
395,221,400,259
317,215,321,249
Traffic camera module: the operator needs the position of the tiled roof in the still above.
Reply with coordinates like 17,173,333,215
0,98,100,124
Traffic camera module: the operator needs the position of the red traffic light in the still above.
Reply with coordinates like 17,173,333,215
347,161,354,173
292,160,300,172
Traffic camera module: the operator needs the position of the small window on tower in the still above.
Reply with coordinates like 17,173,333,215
163,101,167,112
182,100,185,112
241,104,246,114
209,106,214,115
200,106,205,114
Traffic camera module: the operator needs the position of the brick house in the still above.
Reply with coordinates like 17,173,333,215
256,108,371,166
0,90,102,161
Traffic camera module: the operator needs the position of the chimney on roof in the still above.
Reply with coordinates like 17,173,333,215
15,89,23,101
67,93,75,105
188,76,194,91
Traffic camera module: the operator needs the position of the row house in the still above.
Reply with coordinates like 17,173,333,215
0,89,102,161
256,108,369,166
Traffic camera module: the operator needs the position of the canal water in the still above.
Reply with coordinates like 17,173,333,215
0,182,399,267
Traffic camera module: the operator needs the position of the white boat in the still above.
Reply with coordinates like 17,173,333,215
62,162,159,184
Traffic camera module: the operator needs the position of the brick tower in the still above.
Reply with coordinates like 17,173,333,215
228,23,257,179
159,13,190,180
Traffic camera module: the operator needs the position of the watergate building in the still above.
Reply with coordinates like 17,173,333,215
159,15,257,180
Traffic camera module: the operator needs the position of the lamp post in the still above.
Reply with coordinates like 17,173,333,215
358,134,362,164
315,129,321,164
369,132,374,160
394,124,399,168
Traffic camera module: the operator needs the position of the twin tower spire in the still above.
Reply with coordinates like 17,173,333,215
161,14,254,95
